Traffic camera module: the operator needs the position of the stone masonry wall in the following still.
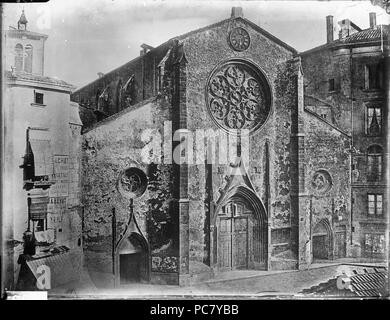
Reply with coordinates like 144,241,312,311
181,17,298,271
81,98,178,287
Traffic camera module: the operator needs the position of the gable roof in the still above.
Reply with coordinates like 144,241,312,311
74,16,297,92
173,17,297,54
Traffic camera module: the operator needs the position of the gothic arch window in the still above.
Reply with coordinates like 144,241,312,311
24,44,33,73
14,43,23,71
367,145,383,181
366,105,382,136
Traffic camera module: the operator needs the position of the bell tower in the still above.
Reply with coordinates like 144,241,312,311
17,9,28,31
7,9,48,75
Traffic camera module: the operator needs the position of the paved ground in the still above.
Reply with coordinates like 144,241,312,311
49,260,387,299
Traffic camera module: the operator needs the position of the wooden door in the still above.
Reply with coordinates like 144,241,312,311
313,235,328,259
218,218,232,269
217,197,265,270
233,217,248,269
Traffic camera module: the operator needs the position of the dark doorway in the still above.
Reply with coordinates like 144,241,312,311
313,235,328,259
116,232,149,285
312,219,332,260
119,253,142,284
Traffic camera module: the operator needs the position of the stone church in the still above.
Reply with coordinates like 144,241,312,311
72,7,352,286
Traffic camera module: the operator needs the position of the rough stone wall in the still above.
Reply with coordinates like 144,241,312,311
81,98,179,286
301,48,352,133
302,111,352,261
181,17,297,271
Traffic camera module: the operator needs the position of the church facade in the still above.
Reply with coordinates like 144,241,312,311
72,8,354,286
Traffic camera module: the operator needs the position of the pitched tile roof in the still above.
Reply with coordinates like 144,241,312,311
300,266,389,298
301,25,389,55
349,269,388,297
340,25,389,44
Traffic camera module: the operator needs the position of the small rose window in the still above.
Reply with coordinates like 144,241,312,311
311,170,333,194
117,167,147,199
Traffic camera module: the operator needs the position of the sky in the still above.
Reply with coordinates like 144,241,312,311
3,0,389,89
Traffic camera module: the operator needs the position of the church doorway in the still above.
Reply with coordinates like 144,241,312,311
312,219,333,260
117,233,149,285
216,193,267,271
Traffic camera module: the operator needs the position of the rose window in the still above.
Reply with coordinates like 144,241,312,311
117,167,147,199
206,60,271,133
311,170,333,194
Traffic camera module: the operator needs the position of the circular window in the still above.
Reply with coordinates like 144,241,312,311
311,170,333,194
229,27,250,51
206,60,271,133
117,167,147,199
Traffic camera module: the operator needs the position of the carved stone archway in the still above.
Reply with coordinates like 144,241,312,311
312,218,333,260
211,185,268,271
114,214,150,286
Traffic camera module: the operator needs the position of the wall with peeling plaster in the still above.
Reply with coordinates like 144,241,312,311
81,98,180,286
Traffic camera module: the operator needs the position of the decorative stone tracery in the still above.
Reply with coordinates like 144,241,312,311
311,170,333,194
206,60,271,133
117,167,148,199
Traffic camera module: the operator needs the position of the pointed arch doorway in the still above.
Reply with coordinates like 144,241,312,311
312,219,333,260
212,187,268,271
115,232,150,285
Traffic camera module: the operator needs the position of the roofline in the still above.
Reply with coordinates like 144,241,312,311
82,96,157,134
300,39,389,55
304,94,335,109
74,16,298,93
7,28,48,39
74,19,235,93
300,26,389,56
304,107,351,138
241,17,298,54
6,74,74,92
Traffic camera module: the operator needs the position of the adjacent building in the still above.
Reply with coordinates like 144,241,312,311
301,12,389,260
2,11,83,290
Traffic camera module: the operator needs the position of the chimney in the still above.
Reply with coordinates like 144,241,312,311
369,12,376,29
231,7,243,18
338,19,351,39
326,15,334,43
